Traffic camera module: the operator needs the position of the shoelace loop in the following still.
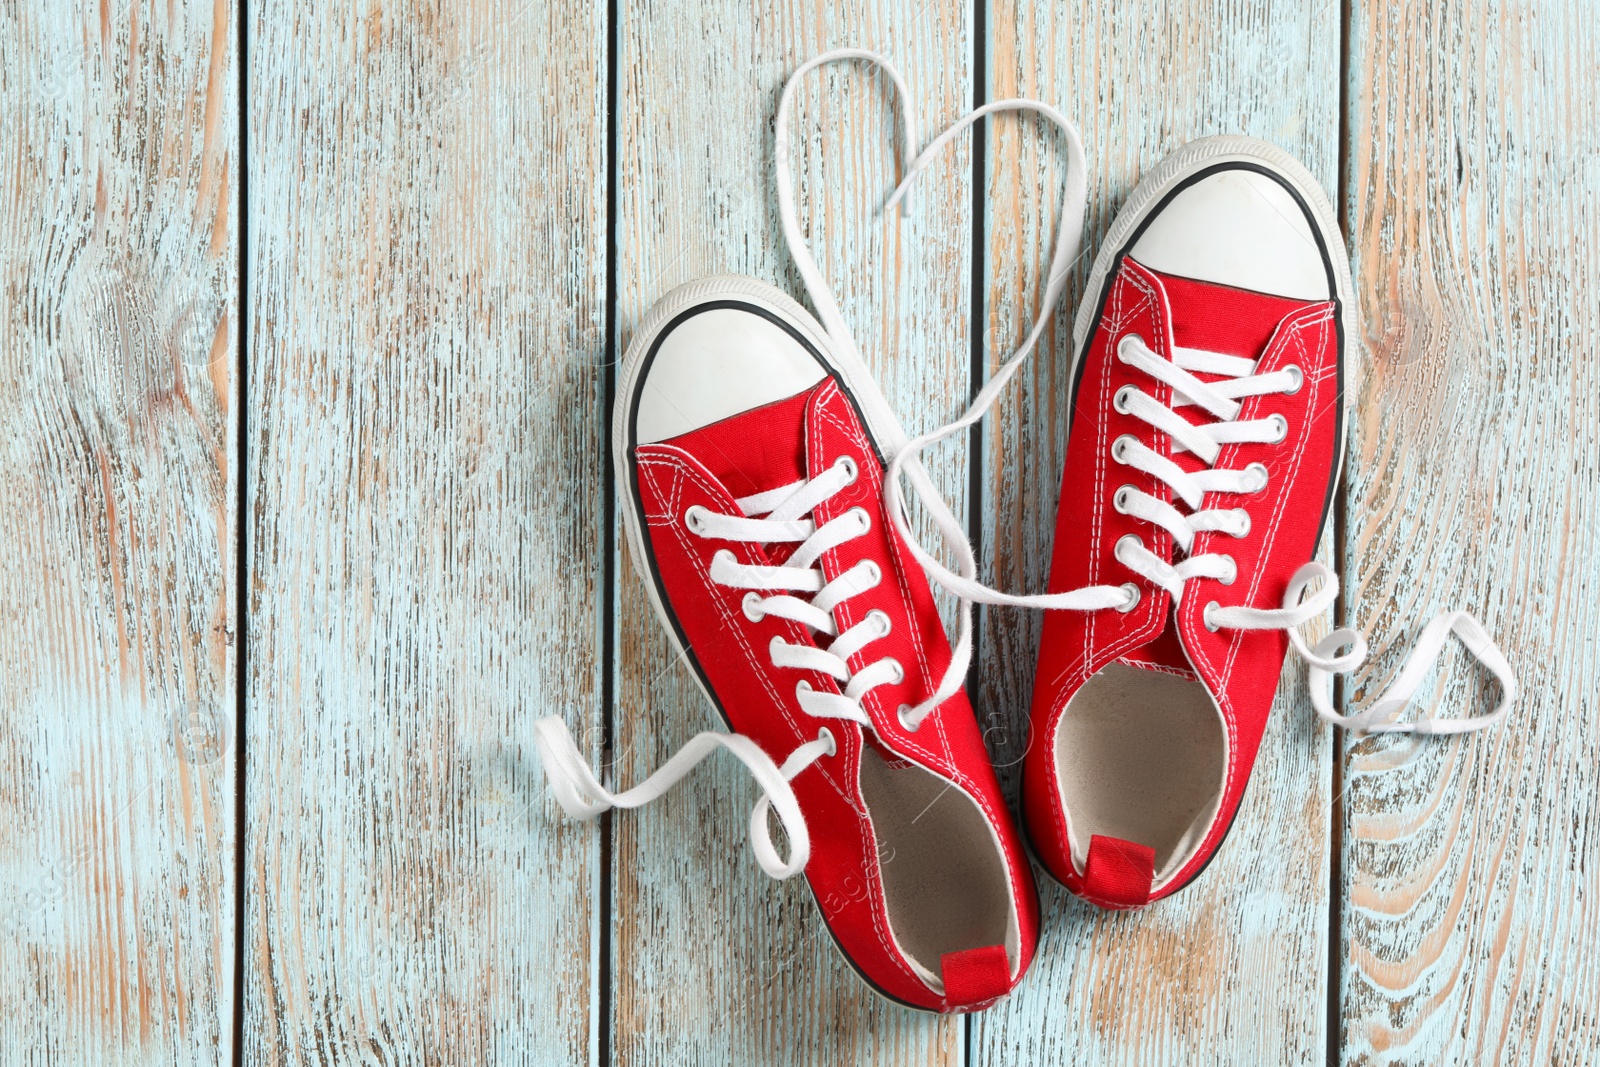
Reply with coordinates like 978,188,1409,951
534,49,1518,890
798,57,1137,724
534,463,908,879
532,720,833,879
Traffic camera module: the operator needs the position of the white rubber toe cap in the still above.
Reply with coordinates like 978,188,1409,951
634,306,827,444
1128,168,1331,301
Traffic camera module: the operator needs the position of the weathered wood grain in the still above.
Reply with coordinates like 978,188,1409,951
1340,2,1600,1063
0,0,238,1062
971,2,1341,1063
611,4,975,1063
245,2,605,1062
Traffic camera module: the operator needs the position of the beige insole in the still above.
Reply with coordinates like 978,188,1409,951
857,746,1011,980
1054,661,1226,877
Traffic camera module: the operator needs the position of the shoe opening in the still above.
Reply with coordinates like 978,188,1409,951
1054,661,1227,885
857,746,1014,989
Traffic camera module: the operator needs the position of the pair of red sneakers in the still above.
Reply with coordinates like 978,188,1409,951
534,54,1516,1013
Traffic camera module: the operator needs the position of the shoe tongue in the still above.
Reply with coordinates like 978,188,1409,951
658,386,816,503
1151,266,1319,360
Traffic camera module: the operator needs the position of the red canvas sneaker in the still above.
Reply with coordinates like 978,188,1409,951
1021,137,1516,909
533,275,1038,1012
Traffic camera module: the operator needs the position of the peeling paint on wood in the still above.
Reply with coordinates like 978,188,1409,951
0,0,238,1062
245,1,605,1063
1340,2,1600,1063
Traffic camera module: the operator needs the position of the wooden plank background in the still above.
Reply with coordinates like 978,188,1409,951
1339,1,1600,1064
0,1,239,1064
244,1,605,1064
0,0,1594,1063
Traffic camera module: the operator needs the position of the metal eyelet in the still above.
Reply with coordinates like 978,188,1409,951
847,506,871,532
795,679,813,699
1233,509,1252,536
1245,462,1270,492
836,455,859,484
867,609,892,637
859,560,881,586
1113,385,1137,414
1117,583,1141,612
1112,485,1136,514
684,505,709,535
742,592,765,621
1203,601,1221,632
1284,365,1305,394
1111,434,1138,464
1114,533,1142,559
1218,560,1238,586
1117,334,1145,360
1268,413,1289,443
885,658,905,684
817,727,838,757
897,704,920,732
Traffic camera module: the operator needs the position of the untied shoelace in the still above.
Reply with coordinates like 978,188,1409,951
532,49,1517,883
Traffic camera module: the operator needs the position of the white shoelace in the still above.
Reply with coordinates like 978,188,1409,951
780,51,1513,734
1100,334,1517,732
1107,335,1291,600
703,462,907,729
534,49,1516,884
535,461,904,879
533,51,1029,882
779,51,1134,726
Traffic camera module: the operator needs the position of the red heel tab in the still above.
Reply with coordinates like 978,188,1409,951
1082,834,1155,909
939,944,1012,1011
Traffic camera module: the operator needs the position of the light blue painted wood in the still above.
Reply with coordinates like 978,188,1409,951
1339,1,1600,1062
6,0,1590,1061
0,1,239,1062
971,2,1341,1063
611,2,976,1063
245,2,606,1063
